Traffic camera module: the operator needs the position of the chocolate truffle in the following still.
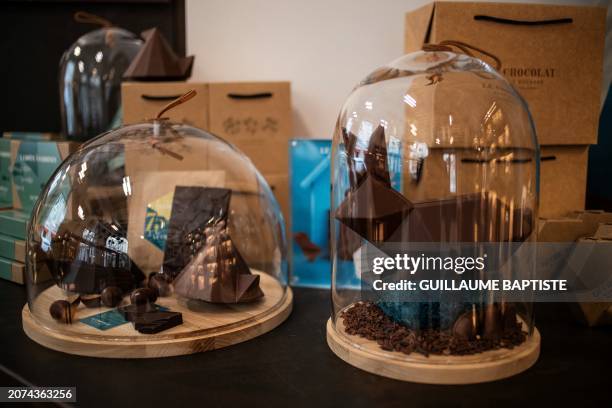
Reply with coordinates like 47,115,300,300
130,287,159,307
49,300,77,324
101,286,123,307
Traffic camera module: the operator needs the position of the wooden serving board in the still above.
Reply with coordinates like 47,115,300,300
326,312,540,384
23,272,292,358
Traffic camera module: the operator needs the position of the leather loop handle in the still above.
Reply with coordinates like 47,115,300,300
74,11,113,27
156,90,197,119
423,40,502,71
474,15,573,26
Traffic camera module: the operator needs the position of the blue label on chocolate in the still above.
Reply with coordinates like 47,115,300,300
80,309,128,330
144,191,173,250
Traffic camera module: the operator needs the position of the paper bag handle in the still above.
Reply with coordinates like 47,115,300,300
227,92,273,100
474,15,573,26
541,155,557,162
141,94,184,101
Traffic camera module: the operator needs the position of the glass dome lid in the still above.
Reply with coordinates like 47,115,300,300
328,47,540,383
24,96,290,356
59,14,142,141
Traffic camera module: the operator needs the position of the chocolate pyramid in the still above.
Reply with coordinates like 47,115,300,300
336,125,413,244
173,218,264,303
123,27,194,81
336,175,413,243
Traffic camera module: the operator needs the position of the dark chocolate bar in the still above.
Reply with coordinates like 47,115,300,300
133,311,183,334
162,186,232,278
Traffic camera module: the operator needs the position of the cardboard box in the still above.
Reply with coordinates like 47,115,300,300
539,146,588,218
2,138,78,212
404,145,587,219
122,82,209,129
538,213,612,326
208,82,292,174
0,256,25,284
0,209,30,240
0,234,26,263
289,140,331,288
538,210,612,241
122,81,293,175
405,2,606,145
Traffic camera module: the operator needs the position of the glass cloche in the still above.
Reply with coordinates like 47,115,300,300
59,23,142,141
24,108,290,357
328,48,540,383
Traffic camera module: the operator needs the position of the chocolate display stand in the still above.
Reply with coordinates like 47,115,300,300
326,46,541,382
328,165,541,382
22,91,292,358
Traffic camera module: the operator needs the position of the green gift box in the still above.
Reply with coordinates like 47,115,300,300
0,138,79,213
0,209,30,240
0,233,26,263
0,256,25,284
0,139,11,208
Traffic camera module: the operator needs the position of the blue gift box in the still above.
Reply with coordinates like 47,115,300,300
289,139,332,288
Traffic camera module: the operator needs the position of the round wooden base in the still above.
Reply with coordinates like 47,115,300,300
327,317,540,384
23,273,292,358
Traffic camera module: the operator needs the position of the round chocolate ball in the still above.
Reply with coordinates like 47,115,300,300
101,286,123,307
130,288,151,306
49,300,76,324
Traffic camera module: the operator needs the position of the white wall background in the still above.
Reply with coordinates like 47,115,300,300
186,0,611,139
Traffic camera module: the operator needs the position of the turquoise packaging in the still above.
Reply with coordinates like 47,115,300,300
11,140,74,212
1,138,74,211
3,132,59,141
0,256,25,284
0,233,26,262
0,210,30,240
0,139,12,208
290,139,332,288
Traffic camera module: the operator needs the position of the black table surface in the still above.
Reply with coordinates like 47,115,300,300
1,279,611,408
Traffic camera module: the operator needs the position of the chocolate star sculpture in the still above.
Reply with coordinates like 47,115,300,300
335,125,413,244
171,188,263,303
